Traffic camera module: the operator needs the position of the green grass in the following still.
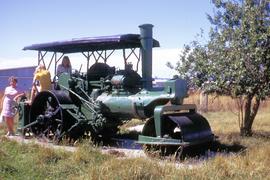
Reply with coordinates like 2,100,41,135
1,136,269,179
0,138,111,179
0,108,270,179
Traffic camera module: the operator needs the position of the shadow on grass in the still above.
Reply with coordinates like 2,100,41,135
107,131,142,149
107,130,248,160
114,130,140,140
210,140,246,154
176,140,246,161
252,131,270,140
108,131,247,161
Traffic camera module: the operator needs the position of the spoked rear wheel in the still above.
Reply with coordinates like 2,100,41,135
29,91,65,142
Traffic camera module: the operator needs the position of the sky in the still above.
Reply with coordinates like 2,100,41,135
0,0,213,78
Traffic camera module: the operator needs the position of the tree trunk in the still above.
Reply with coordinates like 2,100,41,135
200,91,208,112
240,95,260,136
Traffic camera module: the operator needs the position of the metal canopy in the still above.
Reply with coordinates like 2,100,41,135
23,34,160,53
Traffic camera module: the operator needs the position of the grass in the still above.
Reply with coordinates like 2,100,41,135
1,134,269,179
0,93,270,179
1,109,270,179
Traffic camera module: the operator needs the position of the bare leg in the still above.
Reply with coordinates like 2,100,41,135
5,116,14,135
30,86,37,104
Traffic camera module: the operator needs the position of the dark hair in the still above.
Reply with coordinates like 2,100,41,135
8,76,18,83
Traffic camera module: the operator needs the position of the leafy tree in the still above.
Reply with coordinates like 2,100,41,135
172,0,270,136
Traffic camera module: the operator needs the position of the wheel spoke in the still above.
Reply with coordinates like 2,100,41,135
42,126,50,135
52,107,61,116
29,91,64,142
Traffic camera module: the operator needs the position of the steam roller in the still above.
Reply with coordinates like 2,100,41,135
17,23,214,157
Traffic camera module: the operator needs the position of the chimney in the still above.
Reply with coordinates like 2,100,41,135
139,24,153,90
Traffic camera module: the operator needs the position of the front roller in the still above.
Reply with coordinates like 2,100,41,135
138,105,214,157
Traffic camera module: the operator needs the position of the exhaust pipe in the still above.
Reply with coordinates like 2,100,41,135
139,24,153,90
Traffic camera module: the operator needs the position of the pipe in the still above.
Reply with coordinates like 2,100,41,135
139,24,153,90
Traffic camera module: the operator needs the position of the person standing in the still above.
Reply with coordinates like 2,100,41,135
30,64,51,103
57,56,72,76
0,76,25,136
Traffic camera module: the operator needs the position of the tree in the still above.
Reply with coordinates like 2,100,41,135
172,0,270,136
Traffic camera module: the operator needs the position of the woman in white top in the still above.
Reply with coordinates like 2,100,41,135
57,56,72,76
0,76,25,136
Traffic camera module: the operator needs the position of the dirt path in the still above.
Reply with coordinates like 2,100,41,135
6,134,222,170
5,135,146,157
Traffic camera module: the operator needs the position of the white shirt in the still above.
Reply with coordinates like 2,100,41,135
57,64,72,75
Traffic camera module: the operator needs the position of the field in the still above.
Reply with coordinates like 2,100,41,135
0,93,270,179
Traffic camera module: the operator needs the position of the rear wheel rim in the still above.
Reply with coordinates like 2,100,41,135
29,91,63,141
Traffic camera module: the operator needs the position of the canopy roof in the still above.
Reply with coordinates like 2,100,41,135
23,34,160,53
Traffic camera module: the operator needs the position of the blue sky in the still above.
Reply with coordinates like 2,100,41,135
0,0,213,77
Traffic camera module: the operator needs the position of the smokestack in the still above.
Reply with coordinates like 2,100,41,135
139,24,153,90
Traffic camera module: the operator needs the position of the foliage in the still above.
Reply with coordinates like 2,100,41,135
171,0,270,135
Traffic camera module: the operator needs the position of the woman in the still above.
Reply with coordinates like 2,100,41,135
0,76,25,136
30,64,51,102
57,56,72,76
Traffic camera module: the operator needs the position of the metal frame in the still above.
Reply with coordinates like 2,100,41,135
153,104,197,137
123,48,141,72
36,47,141,77
37,51,64,75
